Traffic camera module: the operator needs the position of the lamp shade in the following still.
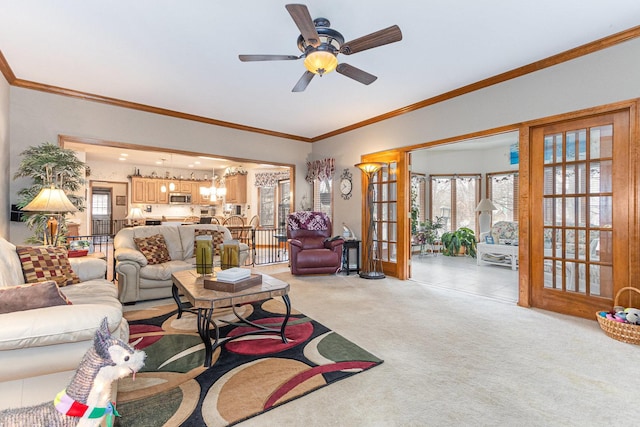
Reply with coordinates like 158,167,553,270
475,198,497,212
23,186,78,213
126,207,145,220
354,162,386,176
304,50,338,75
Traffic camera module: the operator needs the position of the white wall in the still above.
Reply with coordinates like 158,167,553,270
314,37,640,235
0,75,9,239
411,144,517,176
9,88,313,242
7,37,640,243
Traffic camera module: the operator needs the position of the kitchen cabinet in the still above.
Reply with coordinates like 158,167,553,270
131,176,216,205
185,181,202,203
178,180,193,193
131,177,159,204
157,180,169,204
225,174,247,204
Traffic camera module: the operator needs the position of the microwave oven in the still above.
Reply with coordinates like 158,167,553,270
169,193,192,204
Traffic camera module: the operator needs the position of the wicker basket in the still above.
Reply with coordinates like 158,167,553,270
596,287,640,345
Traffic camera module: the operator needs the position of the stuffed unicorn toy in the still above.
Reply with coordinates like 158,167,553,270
0,317,145,427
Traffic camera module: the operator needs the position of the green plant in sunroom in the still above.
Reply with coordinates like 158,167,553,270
440,227,477,258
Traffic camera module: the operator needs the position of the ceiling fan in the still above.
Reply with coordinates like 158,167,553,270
239,4,402,92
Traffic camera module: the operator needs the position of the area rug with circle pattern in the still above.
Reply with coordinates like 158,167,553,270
115,299,383,426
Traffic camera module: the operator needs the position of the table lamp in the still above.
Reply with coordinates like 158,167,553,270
23,185,78,246
475,198,497,235
355,161,387,279
126,207,146,226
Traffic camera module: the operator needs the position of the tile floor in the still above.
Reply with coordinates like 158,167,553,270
410,253,519,303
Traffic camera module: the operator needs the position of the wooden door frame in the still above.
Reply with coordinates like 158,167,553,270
359,150,410,280
360,99,639,312
518,99,640,313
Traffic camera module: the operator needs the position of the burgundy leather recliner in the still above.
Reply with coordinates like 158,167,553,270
287,211,344,275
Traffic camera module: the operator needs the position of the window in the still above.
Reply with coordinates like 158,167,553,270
307,158,335,221
430,174,480,234
278,180,290,231
258,179,290,230
258,187,275,227
487,172,519,222
313,179,332,219
92,193,109,216
410,174,426,234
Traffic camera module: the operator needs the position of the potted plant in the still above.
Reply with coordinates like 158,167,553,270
417,217,445,244
13,142,87,244
440,227,477,258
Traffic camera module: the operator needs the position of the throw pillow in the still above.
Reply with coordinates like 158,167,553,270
195,229,225,255
17,246,81,287
134,234,171,265
0,280,72,314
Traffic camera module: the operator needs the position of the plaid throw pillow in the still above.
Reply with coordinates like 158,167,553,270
17,246,81,287
0,280,72,314
195,229,225,255
134,234,171,265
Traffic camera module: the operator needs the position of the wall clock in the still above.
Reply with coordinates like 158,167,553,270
340,169,353,200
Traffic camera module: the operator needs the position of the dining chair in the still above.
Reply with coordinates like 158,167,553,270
223,215,246,240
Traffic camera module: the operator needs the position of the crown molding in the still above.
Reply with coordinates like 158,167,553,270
0,50,16,84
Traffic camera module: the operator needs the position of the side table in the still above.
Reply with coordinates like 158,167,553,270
341,239,361,275
476,242,519,270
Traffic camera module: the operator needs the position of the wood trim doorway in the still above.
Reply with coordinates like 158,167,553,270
520,101,638,318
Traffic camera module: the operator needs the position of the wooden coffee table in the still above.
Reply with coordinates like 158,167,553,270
171,269,291,367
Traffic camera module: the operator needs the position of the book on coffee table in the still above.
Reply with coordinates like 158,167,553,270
215,267,251,283
204,274,262,292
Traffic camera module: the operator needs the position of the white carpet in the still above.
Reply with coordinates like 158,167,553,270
232,268,640,426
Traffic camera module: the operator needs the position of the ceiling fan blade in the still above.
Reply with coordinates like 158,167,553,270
339,25,402,55
336,63,377,85
239,54,299,62
285,4,320,47
292,71,315,92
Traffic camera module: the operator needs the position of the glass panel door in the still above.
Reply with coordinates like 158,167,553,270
531,111,630,317
360,151,408,279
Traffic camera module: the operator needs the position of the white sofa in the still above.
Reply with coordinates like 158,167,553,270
0,237,128,410
114,224,249,304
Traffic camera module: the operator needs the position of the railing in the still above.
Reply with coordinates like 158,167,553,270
66,234,115,281
226,226,288,266
253,228,288,265
91,219,127,236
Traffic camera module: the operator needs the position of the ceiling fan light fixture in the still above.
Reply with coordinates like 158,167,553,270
304,50,338,76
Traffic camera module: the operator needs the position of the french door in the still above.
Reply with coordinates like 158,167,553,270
360,150,409,279
530,111,630,318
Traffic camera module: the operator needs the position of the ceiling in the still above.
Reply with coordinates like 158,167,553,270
1,1,640,141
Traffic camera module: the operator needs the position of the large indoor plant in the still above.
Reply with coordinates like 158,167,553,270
13,142,86,244
440,227,477,258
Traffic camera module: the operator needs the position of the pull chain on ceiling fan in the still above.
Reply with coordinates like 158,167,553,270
239,4,402,92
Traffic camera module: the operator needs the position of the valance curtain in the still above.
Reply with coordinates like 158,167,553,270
305,158,335,184
254,171,290,188
430,174,481,182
